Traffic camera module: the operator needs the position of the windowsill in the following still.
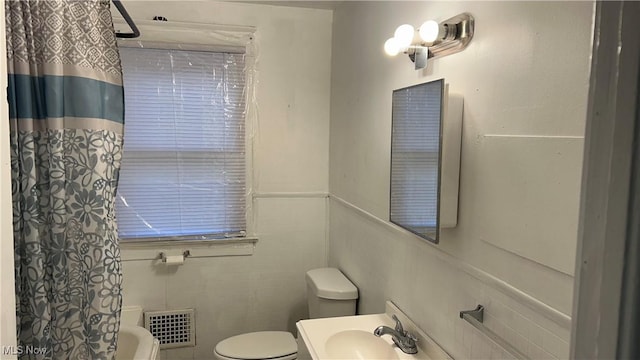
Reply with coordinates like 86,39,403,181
119,237,258,261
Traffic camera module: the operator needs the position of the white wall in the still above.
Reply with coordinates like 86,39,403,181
329,1,592,359
1,1,594,359
117,2,332,359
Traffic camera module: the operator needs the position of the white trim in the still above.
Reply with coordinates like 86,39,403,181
330,194,572,329
324,196,330,267
120,237,258,261
571,1,640,358
252,192,329,199
117,40,246,54
114,19,256,36
113,19,255,49
483,135,585,139
115,19,258,241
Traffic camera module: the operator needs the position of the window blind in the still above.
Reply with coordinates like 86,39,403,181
116,47,246,239
390,81,443,233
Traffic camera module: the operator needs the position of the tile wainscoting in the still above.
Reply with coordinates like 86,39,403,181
329,195,571,360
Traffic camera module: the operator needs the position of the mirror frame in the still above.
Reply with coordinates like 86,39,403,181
389,78,445,244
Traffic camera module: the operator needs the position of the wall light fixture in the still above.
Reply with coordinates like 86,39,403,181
384,13,474,70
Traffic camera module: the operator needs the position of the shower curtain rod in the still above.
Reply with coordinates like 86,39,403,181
112,0,140,38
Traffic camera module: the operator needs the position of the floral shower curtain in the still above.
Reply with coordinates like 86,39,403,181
7,1,124,359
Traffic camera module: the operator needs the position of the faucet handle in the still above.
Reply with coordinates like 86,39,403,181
392,315,405,334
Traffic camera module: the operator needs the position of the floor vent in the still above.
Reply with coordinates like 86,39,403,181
144,309,195,349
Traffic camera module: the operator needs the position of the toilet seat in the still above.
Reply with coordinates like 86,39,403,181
214,331,297,360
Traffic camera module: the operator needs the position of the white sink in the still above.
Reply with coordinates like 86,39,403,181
325,330,400,359
296,301,452,360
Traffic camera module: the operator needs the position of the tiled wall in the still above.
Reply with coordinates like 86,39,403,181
328,2,593,358
329,198,571,359
466,281,570,359
117,2,333,359
116,1,592,359
122,197,329,359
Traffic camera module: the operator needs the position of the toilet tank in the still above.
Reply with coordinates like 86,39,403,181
306,268,358,318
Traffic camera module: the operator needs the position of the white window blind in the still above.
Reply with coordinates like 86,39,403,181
116,47,246,239
390,80,443,235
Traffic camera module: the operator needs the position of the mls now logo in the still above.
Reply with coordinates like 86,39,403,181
1,345,47,356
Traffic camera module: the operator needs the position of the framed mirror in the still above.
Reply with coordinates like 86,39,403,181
390,79,444,243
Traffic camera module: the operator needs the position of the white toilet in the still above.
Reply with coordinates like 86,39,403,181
213,268,359,360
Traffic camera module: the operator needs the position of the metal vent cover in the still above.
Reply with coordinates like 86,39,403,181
144,309,195,349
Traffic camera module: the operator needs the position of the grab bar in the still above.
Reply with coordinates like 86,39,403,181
459,305,529,359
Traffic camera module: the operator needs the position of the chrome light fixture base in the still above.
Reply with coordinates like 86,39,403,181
427,13,474,60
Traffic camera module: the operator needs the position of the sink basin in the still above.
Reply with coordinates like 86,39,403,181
296,301,453,360
325,330,399,359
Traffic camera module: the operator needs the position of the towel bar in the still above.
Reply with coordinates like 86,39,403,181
459,304,529,359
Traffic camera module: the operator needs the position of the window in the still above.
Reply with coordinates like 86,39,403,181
115,46,247,239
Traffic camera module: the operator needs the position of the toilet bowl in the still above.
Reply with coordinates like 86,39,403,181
214,331,297,360
213,268,358,360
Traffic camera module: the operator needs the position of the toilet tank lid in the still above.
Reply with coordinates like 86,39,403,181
306,268,358,300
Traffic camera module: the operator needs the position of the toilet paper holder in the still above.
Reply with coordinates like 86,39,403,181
158,250,191,263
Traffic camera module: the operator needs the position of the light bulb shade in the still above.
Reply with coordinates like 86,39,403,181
384,37,401,56
419,20,441,43
393,24,415,48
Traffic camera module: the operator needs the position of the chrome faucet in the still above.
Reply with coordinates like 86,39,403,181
373,315,418,354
